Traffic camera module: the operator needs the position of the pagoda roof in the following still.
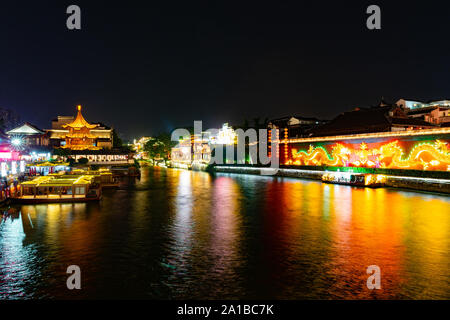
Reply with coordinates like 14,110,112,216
62,106,99,129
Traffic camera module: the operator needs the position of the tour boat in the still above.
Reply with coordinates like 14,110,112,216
12,174,102,204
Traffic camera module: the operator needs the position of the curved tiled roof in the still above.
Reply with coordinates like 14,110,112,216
308,106,436,137
62,106,99,129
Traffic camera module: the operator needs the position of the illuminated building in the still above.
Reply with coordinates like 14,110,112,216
0,144,20,162
424,107,450,126
268,116,327,139
171,136,192,168
171,124,236,168
396,99,430,110
132,136,151,159
53,150,132,165
193,132,211,164
6,124,51,166
307,105,435,137
26,161,71,175
202,124,236,165
210,123,237,145
396,99,450,126
171,132,212,168
396,98,450,110
133,137,151,152
45,106,129,165
0,141,23,177
59,105,101,150
6,123,49,150
47,105,113,149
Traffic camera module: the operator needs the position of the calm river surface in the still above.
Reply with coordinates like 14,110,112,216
1,167,449,299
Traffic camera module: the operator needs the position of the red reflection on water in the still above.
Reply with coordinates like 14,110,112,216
210,177,242,275
260,178,449,299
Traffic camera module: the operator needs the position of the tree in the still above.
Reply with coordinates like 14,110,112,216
0,107,21,132
253,117,261,129
67,157,76,166
242,119,250,130
112,129,123,148
78,157,88,165
53,148,71,157
144,133,176,162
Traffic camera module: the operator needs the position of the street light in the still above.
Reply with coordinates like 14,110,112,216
11,138,22,146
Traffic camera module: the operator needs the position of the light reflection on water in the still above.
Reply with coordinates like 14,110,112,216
0,167,449,299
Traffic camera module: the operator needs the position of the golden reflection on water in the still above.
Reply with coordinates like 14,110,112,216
245,175,448,299
1,168,449,299
172,169,194,259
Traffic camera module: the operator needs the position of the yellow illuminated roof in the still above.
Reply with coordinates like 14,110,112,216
60,145,101,150
20,174,95,186
69,168,112,176
62,132,98,139
27,161,70,167
62,105,99,129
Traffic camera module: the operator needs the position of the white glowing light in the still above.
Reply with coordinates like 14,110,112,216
1,163,7,177
11,138,22,146
11,161,17,174
20,160,25,173
0,152,12,159
214,123,236,145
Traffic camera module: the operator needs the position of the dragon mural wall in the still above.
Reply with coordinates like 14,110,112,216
285,135,450,171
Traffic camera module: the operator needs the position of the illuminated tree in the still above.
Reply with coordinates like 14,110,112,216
144,133,176,162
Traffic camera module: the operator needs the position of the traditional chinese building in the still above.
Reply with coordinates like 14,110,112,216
268,116,328,139
47,105,113,150
60,105,101,150
307,104,436,137
6,123,49,149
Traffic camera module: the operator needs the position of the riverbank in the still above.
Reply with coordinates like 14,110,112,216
212,165,450,194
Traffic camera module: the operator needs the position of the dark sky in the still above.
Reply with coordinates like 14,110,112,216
1,1,449,140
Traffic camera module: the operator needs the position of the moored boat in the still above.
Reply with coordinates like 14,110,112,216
12,174,102,204
322,171,386,187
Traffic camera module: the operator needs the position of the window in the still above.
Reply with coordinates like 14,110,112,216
75,187,85,195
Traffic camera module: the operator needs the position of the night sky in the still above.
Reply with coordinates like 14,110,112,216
1,1,449,140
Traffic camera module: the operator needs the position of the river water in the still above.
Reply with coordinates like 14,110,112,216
0,167,449,299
